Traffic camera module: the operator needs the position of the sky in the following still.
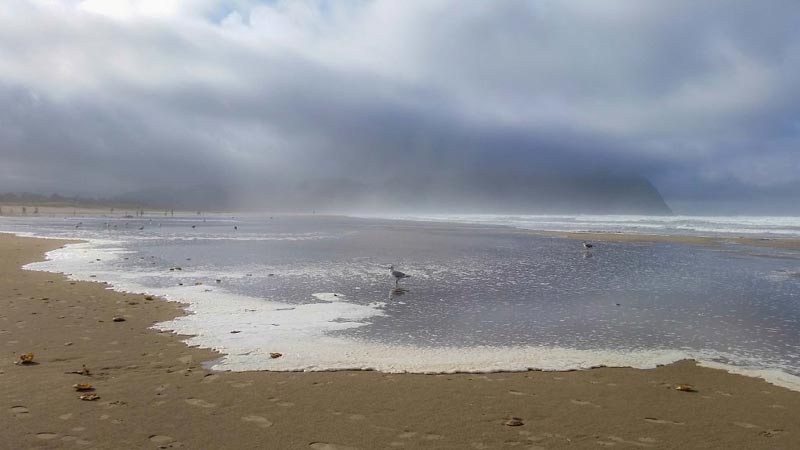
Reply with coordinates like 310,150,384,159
1,0,799,213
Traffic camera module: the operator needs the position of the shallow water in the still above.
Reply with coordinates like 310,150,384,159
2,214,799,388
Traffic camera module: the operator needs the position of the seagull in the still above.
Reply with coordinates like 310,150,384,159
582,241,594,249
388,265,411,286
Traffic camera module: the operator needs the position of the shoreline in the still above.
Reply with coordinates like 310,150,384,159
19,231,800,389
352,214,800,249
532,230,800,250
2,233,800,448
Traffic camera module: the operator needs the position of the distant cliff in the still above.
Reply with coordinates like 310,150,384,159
115,174,672,215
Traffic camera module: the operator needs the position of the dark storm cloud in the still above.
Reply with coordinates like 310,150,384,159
1,0,799,212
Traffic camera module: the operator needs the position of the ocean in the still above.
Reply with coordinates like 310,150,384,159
2,213,799,390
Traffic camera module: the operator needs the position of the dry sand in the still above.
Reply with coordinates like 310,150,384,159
1,233,799,450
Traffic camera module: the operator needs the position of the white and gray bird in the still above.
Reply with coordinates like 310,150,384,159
388,265,410,286
582,241,594,249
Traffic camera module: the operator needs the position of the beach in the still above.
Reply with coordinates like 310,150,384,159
545,231,800,250
2,233,799,449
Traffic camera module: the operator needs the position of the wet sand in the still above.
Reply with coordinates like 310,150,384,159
2,233,799,449
543,230,800,250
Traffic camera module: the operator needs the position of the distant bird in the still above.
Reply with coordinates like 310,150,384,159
234,226,238,230
138,226,144,230
388,265,411,286
192,225,196,229
582,241,594,249
75,222,82,229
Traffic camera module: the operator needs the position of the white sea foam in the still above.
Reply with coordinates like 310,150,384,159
15,235,800,392
123,233,338,242
356,213,800,238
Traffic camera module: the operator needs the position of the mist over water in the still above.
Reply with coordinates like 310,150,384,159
359,214,800,238
3,214,800,389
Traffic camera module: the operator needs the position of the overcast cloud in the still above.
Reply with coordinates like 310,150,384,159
1,0,799,213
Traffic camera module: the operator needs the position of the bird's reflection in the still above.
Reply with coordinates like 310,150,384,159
583,251,594,259
390,286,409,298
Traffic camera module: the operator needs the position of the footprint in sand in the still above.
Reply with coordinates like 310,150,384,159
570,399,600,408
759,429,783,438
185,398,217,408
10,406,30,418
309,443,359,450
518,431,545,443
201,374,220,384
242,415,273,428
607,436,654,448
36,433,59,440
149,435,176,445
644,417,685,425
422,434,444,441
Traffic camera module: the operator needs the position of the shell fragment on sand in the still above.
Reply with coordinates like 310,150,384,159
78,393,100,401
73,383,94,391
67,365,91,376
504,417,525,426
674,384,697,392
270,352,283,359
15,353,35,365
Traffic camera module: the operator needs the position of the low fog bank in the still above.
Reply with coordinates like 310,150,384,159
114,174,672,215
